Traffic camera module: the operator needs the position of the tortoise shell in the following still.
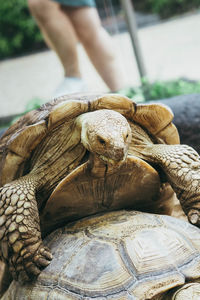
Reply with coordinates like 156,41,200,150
0,93,179,187
2,210,200,300
0,93,180,235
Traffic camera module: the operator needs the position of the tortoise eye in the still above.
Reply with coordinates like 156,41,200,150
98,136,106,145
126,134,129,139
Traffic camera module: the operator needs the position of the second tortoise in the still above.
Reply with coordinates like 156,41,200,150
2,210,200,300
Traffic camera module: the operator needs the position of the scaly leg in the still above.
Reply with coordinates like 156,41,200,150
135,144,200,226
0,175,52,281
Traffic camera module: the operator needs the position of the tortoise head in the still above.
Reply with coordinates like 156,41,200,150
78,109,132,164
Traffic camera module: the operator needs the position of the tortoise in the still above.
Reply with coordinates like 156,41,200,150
2,210,200,300
0,93,200,282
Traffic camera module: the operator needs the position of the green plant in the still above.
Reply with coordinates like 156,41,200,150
0,0,44,59
25,97,44,111
119,78,200,102
133,0,200,18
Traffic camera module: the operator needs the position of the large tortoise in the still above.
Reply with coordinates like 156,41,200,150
0,93,200,281
2,210,200,300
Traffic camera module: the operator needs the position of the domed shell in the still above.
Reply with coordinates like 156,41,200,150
0,93,179,186
3,210,200,300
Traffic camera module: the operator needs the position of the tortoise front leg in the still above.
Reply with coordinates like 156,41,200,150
0,175,52,281
135,144,200,226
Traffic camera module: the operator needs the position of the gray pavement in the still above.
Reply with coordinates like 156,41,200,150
0,11,200,117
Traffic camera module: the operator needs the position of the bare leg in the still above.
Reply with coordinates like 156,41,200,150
28,0,81,78
64,6,126,91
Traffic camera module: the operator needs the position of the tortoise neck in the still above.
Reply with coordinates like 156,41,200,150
88,154,107,178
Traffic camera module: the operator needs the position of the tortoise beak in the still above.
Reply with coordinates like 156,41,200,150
113,147,127,161
99,155,124,166
99,146,128,166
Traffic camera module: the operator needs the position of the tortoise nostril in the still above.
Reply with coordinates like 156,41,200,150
115,148,125,160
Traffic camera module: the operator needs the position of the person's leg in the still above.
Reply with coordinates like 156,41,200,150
63,6,126,91
28,0,81,78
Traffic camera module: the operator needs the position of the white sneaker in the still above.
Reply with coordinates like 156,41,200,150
53,77,86,98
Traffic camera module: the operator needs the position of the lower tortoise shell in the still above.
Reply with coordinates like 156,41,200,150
2,210,200,299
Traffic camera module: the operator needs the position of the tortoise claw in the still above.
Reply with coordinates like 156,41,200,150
10,244,52,282
33,246,53,269
188,209,200,227
38,247,53,261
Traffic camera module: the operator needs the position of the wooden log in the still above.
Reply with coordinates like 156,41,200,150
156,94,200,153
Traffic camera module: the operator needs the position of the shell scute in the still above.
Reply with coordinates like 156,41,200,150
134,103,179,144
48,100,89,129
3,211,200,299
0,93,179,190
90,94,136,120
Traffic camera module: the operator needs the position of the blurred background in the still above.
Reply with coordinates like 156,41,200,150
1,0,200,120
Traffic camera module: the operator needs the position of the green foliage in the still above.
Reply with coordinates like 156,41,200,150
0,0,44,59
25,97,44,111
149,0,200,18
119,78,200,102
134,0,200,18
